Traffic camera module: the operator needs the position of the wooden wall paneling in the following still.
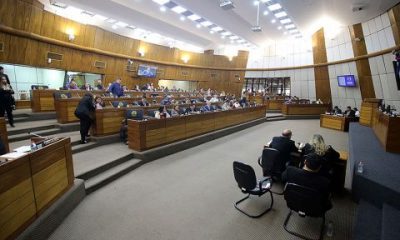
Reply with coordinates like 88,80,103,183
350,23,375,99
312,28,332,103
0,0,17,28
389,4,400,45
27,2,43,35
0,33,11,62
8,36,29,65
14,0,32,31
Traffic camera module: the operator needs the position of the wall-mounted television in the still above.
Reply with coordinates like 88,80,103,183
138,65,157,78
337,75,356,87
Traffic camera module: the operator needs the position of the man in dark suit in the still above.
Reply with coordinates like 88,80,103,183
344,106,355,118
185,104,198,114
74,93,95,144
332,106,342,115
138,97,149,106
269,129,298,173
282,153,332,210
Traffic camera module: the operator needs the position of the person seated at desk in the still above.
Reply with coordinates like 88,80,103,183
185,104,199,114
95,80,104,90
171,105,183,117
109,78,124,98
332,106,342,115
81,83,93,91
160,95,172,105
301,134,339,179
239,97,247,107
138,97,150,106
316,98,324,104
67,80,79,90
354,107,360,118
233,101,241,109
344,106,356,118
202,101,213,112
221,100,231,111
210,95,219,103
282,153,332,211
268,129,299,173
95,96,105,109
155,106,171,119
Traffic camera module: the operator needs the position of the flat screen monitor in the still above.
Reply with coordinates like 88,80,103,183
138,65,157,78
337,75,356,87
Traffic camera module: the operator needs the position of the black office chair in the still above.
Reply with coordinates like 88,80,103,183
258,148,285,195
283,183,331,240
233,161,274,218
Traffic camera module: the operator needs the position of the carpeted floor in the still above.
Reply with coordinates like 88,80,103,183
48,119,356,240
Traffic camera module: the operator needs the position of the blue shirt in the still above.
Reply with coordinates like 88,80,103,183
109,82,123,97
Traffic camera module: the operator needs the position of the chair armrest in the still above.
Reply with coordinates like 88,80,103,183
258,156,262,166
259,176,272,190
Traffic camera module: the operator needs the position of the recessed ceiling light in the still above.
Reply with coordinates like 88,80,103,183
111,25,118,29
211,26,223,32
263,10,269,15
289,29,299,33
50,2,68,8
285,24,295,29
116,21,128,27
160,6,166,12
260,0,270,2
268,3,282,11
237,39,245,43
230,36,239,40
196,23,201,28
221,31,231,36
200,21,213,27
253,0,260,5
283,31,288,35
221,35,226,39
106,18,117,23
188,14,201,21
280,18,291,24
271,19,276,23
209,30,214,34
81,11,95,17
172,6,187,14
152,0,169,5
180,16,186,21
127,25,136,30
275,11,287,18
277,26,282,30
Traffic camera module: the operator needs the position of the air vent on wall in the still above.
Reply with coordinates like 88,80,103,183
126,64,137,72
0,42,4,52
94,61,106,69
234,74,240,78
47,52,63,61
210,73,217,78
181,71,189,76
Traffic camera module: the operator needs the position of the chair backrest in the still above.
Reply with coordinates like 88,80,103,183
259,148,281,176
284,183,327,217
147,110,156,117
126,109,144,120
233,161,257,191
112,101,127,108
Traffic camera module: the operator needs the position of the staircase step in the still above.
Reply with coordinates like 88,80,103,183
77,153,135,180
7,119,58,135
353,200,382,240
266,116,286,122
71,141,98,154
84,159,142,194
381,203,400,240
9,131,81,150
8,128,62,142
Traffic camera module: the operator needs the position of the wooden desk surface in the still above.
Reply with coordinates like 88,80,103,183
0,138,74,240
320,114,352,132
0,118,9,153
372,110,400,153
282,104,330,115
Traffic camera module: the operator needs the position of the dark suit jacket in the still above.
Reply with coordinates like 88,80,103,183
344,109,355,118
282,166,332,210
302,143,340,179
269,136,298,172
75,95,95,118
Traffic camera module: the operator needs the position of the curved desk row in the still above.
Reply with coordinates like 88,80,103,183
372,109,400,153
0,138,74,240
282,103,330,115
0,118,9,152
31,89,202,112
127,106,266,151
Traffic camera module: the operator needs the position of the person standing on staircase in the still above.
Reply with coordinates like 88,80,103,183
0,76,15,127
75,93,95,144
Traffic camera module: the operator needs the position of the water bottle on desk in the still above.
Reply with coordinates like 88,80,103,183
357,161,364,174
